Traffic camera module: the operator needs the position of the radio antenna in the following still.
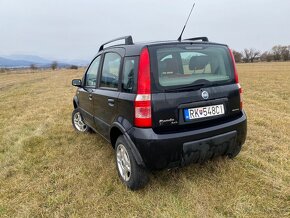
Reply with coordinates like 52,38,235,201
177,2,195,41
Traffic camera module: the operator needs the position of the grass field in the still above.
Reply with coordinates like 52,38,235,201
0,63,289,217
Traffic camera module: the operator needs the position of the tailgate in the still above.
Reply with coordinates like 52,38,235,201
148,43,241,133
151,84,241,133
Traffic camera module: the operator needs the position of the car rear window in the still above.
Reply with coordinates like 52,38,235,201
150,44,234,89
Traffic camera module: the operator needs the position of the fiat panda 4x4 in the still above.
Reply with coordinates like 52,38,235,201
71,36,247,190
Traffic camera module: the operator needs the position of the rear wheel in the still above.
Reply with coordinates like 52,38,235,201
72,108,90,133
115,135,148,190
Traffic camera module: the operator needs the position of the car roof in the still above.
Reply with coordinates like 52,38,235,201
96,36,228,56
101,40,228,56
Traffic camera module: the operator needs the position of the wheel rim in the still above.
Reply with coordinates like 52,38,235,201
116,144,131,182
73,112,88,132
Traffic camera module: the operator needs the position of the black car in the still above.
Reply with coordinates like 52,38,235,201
71,36,247,190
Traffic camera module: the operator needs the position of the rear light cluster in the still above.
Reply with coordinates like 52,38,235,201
238,83,243,109
229,49,243,110
134,48,152,127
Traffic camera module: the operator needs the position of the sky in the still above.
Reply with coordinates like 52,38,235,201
0,0,289,61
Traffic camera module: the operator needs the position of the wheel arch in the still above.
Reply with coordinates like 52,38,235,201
110,126,123,149
110,122,145,167
73,95,79,109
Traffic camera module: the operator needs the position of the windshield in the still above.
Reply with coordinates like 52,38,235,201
150,44,234,90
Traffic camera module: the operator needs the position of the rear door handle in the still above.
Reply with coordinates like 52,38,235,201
88,94,92,101
108,98,115,106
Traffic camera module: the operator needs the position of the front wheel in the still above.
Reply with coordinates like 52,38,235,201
115,135,149,190
72,108,90,133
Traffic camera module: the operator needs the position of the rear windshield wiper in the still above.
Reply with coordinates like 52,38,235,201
164,82,212,92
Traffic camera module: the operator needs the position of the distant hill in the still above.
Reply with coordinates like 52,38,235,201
0,55,88,68
4,54,52,64
0,57,36,68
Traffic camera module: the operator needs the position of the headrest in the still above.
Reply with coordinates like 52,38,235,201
162,58,178,73
189,55,209,70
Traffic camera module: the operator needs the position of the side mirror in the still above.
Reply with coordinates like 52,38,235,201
72,79,82,87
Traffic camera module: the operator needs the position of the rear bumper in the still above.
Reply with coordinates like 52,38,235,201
127,111,247,170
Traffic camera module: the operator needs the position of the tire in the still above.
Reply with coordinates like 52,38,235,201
72,108,91,133
115,135,149,190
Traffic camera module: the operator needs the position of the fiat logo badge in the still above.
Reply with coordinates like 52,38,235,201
201,91,209,99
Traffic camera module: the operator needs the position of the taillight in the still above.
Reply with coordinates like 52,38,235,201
229,48,239,83
134,47,152,127
238,83,243,109
229,48,243,110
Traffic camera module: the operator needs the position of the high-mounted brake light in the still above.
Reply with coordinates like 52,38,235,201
134,48,152,127
229,48,242,109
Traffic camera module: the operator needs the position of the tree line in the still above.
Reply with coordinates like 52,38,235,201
30,61,78,70
233,45,290,63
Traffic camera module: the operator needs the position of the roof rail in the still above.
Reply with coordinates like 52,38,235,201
99,35,133,52
184,37,209,42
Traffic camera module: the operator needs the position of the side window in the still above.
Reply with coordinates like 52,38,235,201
85,56,101,87
100,53,121,89
122,57,137,93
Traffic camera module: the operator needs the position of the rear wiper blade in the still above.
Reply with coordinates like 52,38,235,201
165,82,211,92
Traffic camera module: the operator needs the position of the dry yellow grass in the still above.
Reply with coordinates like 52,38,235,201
0,63,289,217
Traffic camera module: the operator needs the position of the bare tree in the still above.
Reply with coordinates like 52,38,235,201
272,45,283,61
243,49,250,63
281,46,290,61
260,51,273,62
69,65,78,70
30,64,37,70
243,48,260,63
51,61,58,70
232,50,242,63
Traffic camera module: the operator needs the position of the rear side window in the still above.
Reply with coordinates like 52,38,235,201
122,57,137,93
100,53,121,89
151,45,234,88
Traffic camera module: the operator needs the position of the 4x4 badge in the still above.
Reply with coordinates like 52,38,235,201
201,91,209,99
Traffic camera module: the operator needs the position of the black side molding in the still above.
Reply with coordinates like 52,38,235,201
111,122,145,167
73,95,79,108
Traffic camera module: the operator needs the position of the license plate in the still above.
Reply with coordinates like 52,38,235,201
184,104,225,121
